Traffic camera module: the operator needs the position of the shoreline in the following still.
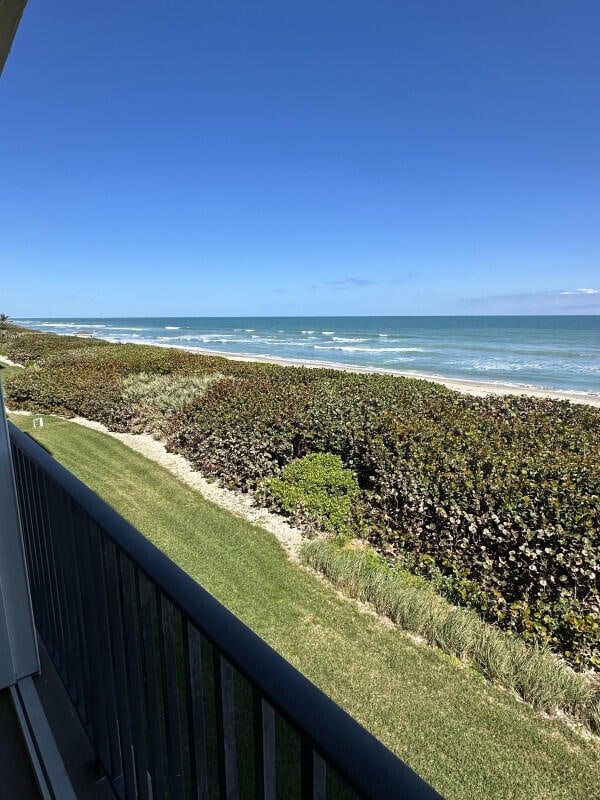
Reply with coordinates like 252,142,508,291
5,328,600,407
106,337,600,408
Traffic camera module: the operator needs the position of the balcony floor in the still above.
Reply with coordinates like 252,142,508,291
0,687,41,799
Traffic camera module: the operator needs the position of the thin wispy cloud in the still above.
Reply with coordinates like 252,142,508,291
308,277,377,292
323,278,377,288
559,288,600,295
461,288,600,314
308,274,421,292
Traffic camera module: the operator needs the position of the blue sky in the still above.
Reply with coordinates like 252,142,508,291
1,1,599,316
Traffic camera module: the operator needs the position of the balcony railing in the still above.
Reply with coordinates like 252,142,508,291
9,421,442,800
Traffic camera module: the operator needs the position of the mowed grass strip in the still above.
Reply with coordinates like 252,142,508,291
0,361,24,381
9,413,600,800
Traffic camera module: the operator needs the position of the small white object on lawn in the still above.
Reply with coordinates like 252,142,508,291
33,418,44,429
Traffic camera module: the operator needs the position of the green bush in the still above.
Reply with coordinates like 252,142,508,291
259,453,362,536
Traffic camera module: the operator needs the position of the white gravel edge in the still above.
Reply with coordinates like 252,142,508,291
71,417,306,560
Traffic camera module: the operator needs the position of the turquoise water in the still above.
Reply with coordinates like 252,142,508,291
14,316,600,396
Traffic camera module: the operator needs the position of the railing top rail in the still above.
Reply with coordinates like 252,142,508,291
9,421,443,799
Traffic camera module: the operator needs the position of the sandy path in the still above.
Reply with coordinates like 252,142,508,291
0,356,22,367
71,417,305,559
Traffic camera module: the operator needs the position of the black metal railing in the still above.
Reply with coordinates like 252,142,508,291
9,422,442,800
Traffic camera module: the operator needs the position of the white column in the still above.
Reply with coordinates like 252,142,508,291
0,379,39,688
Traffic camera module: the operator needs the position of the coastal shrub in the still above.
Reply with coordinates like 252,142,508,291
4,363,124,420
364,396,600,667
166,377,316,488
259,452,362,536
44,342,212,377
5,330,109,364
5,326,600,667
301,539,598,728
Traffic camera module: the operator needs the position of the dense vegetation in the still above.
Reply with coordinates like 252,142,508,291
3,327,599,669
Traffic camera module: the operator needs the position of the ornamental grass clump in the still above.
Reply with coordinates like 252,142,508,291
470,623,521,685
429,608,484,662
301,539,600,729
119,372,223,436
510,643,595,716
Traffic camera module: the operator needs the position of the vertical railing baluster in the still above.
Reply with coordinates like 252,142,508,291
119,554,150,799
158,594,185,800
65,496,93,714
43,477,70,676
300,739,313,800
184,622,208,800
38,470,66,667
104,540,138,800
49,489,78,704
252,688,264,800
27,461,51,646
254,688,277,800
80,518,116,776
24,457,52,647
62,497,92,722
220,658,239,800
90,520,123,786
138,573,167,800
71,505,107,750
12,450,42,629
212,646,227,799
313,753,327,800
64,499,94,727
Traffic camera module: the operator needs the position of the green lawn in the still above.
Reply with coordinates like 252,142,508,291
9,413,600,800
0,360,24,381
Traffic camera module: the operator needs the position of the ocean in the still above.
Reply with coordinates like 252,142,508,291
13,316,600,397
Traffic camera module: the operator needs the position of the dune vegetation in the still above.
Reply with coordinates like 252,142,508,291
4,328,599,660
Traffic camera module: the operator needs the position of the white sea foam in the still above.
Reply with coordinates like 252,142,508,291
165,326,181,330
321,331,335,335
40,322,107,329
331,337,369,343
301,330,315,334
106,326,145,331
314,345,425,353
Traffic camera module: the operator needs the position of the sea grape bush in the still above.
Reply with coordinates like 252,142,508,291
167,378,316,487
360,398,600,666
4,331,110,364
4,328,599,666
